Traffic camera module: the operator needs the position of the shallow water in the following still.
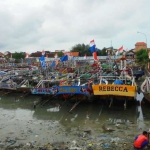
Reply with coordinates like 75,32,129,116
0,92,150,146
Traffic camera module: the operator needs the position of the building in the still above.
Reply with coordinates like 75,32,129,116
63,52,79,57
30,51,56,58
55,50,65,52
134,42,147,52
3,51,12,58
125,49,135,59
0,52,4,58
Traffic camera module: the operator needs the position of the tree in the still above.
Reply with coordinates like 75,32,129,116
71,44,91,56
57,51,64,57
97,47,107,56
70,43,109,56
135,48,149,65
12,52,26,63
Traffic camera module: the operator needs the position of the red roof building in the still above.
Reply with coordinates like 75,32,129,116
135,42,147,51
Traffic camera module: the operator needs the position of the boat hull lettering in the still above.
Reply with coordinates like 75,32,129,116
99,86,128,92
92,85,136,97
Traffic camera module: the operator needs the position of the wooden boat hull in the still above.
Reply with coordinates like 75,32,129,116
92,84,136,98
17,87,31,92
30,86,93,98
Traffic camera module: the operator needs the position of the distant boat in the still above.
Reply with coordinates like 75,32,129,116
141,76,150,103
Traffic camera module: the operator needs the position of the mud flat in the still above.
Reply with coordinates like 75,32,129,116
0,93,150,150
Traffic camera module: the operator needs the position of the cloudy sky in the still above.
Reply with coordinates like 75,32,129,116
0,0,150,53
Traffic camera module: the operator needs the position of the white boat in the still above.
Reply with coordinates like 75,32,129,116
140,76,150,102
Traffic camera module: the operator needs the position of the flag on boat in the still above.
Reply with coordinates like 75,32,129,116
89,40,96,53
39,55,45,68
60,55,68,62
54,53,58,58
115,46,123,55
41,49,45,55
26,53,29,58
84,54,87,59
93,52,98,61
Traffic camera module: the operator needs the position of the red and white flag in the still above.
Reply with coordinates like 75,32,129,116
90,39,95,45
42,49,45,55
116,46,123,55
26,53,29,58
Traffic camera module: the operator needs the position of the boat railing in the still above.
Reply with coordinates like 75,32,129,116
35,80,52,88
21,80,30,87
141,77,150,93
18,79,26,87
99,75,135,86
18,79,30,88
0,75,11,83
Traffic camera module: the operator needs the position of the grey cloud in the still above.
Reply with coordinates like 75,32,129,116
0,0,150,53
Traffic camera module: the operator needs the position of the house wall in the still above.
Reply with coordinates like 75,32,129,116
134,42,147,52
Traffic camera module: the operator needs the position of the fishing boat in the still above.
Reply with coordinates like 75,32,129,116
140,76,150,102
56,78,93,101
92,57,137,107
30,77,93,101
30,78,60,94
17,79,35,92
0,74,17,90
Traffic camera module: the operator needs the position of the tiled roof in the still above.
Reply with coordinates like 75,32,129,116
135,42,146,46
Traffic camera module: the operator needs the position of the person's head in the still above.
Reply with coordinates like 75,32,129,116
143,131,148,136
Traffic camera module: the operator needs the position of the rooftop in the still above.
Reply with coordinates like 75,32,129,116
135,42,147,46
64,52,79,57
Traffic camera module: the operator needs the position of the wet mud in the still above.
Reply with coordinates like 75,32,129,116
0,92,150,150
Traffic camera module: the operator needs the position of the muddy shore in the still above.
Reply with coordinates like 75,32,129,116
0,93,150,150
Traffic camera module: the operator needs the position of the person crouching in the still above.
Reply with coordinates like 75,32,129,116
133,131,150,149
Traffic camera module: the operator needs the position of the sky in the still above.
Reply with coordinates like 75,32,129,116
0,0,150,54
